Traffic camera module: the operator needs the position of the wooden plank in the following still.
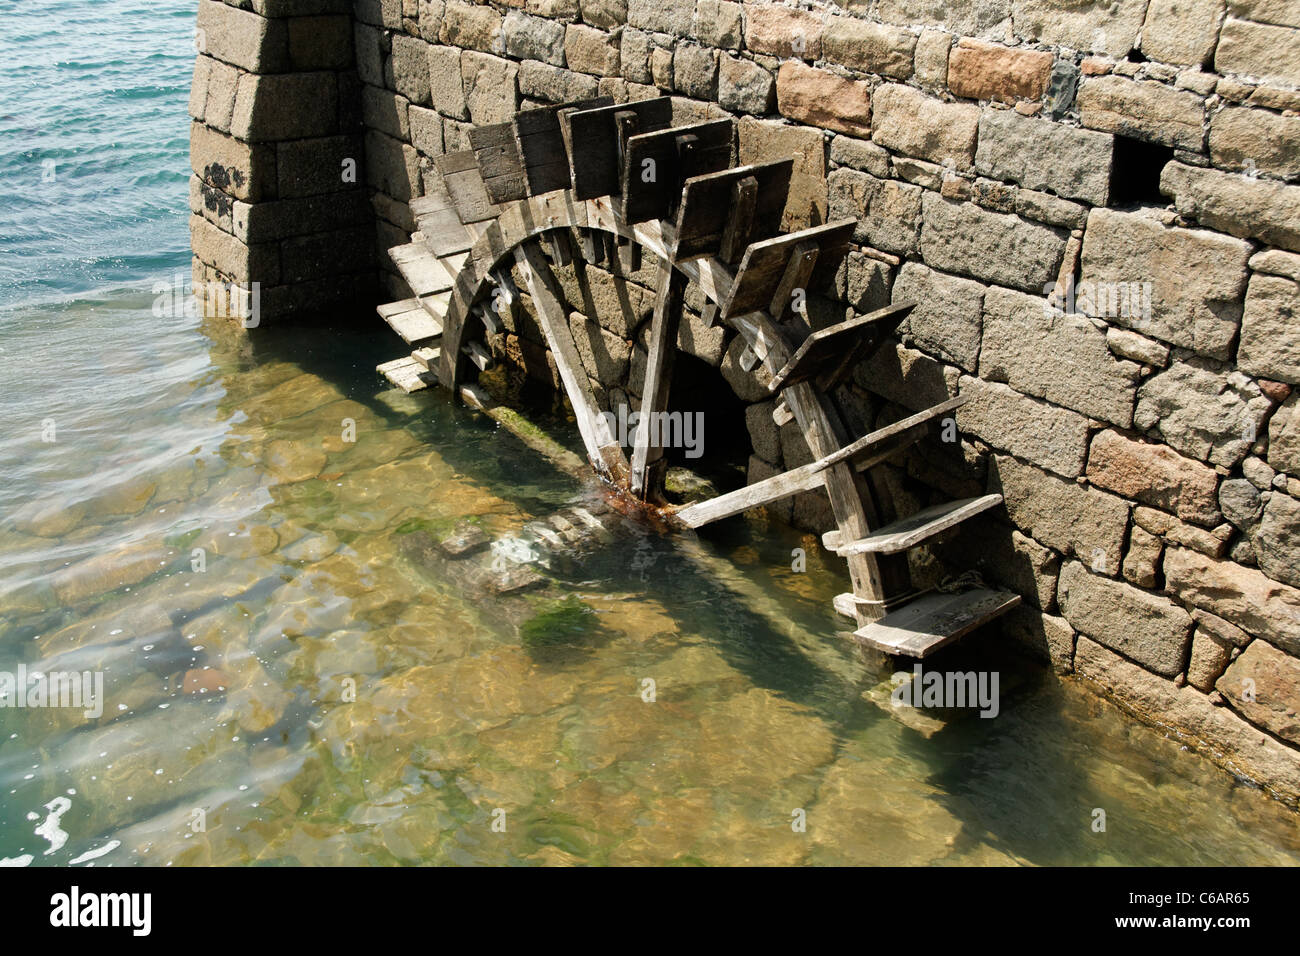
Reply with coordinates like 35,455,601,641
674,455,827,528
516,97,615,137
673,160,792,262
722,219,855,320
620,119,734,224
471,121,529,204
411,166,457,219
377,298,420,319
565,97,673,200
768,301,915,394
470,122,521,178
514,97,613,194
417,290,451,322
417,206,474,257
814,394,968,474
851,589,1022,658
630,258,687,499
481,170,528,205
829,494,1004,556
390,243,453,298
514,242,629,481
382,306,443,345
377,355,436,393
673,397,969,529
435,151,502,223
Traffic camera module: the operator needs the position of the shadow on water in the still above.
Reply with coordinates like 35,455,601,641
59,305,1280,867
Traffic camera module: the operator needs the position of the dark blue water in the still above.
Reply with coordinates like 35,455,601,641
0,0,194,310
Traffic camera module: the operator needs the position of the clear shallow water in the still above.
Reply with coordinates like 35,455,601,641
0,0,1298,867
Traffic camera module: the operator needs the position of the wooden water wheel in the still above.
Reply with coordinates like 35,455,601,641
374,96,1020,658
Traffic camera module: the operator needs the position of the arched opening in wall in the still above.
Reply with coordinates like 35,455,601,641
662,351,750,502
1108,134,1175,207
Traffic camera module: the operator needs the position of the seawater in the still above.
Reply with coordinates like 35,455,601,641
0,0,1297,866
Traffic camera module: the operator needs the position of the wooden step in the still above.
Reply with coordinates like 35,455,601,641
377,355,436,393
390,243,453,298
411,346,441,371
825,494,1003,556
376,299,443,346
852,588,1021,658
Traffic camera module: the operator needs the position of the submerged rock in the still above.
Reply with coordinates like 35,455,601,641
263,439,327,483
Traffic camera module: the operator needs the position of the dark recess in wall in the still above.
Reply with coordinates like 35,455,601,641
1109,134,1175,208
666,351,750,491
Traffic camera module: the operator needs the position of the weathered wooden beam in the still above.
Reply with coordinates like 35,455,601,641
814,394,968,474
469,121,528,204
629,258,687,499
769,238,819,322
434,151,502,224
674,452,828,528
718,175,758,265
852,589,1022,658
514,241,628,481
767,301,916,394
784,383,892,627
673,396,969,529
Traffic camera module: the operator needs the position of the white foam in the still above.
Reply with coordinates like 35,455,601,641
34,795,71,855
69,840,120,865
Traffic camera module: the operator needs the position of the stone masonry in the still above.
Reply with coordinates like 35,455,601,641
191,0,1300,802
189,0,375,319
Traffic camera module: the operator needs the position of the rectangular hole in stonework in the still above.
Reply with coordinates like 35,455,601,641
1109,134,1175,207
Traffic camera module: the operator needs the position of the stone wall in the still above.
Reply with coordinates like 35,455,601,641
188,0,375,319
191,0,1300,800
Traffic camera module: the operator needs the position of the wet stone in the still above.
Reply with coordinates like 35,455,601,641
438,521,490,557
492,563,546,594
